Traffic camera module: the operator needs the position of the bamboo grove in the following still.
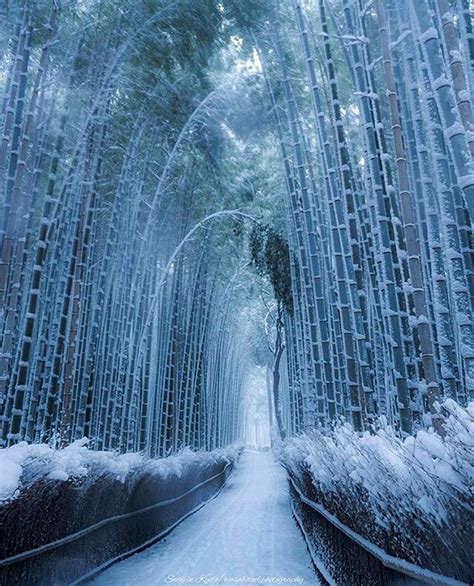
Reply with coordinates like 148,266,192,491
252,0,474,437
0,1,253,453
1,0,473,455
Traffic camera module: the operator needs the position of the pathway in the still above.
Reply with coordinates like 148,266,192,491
94,450,317,585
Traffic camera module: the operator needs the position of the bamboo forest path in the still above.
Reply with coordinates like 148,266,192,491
93,451,318,585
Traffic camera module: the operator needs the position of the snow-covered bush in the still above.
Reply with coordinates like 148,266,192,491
277,400,473,580
0,442,242,584
0,439,243,502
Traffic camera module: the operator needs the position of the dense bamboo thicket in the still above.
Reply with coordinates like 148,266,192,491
0,0,259,454
0,0,473,457
248,0,474,436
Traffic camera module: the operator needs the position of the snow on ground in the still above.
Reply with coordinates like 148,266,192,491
94,450,317,585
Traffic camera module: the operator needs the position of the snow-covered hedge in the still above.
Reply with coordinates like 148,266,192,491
278,400,473,581
0,442,242,584
0,438,242,502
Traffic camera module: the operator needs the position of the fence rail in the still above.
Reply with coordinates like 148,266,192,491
287,474,467,586
0,460,234,585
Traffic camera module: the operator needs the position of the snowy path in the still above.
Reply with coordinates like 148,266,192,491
93,450,317,585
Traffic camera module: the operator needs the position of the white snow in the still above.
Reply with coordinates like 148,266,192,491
93,451,317,586
278,400,473,533
0,458,22,500
0,439,242,502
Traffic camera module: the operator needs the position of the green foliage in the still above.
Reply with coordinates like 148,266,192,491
221,0,271,33
249,224,293,314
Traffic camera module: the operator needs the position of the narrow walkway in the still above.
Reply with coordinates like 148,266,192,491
94,450,317,585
